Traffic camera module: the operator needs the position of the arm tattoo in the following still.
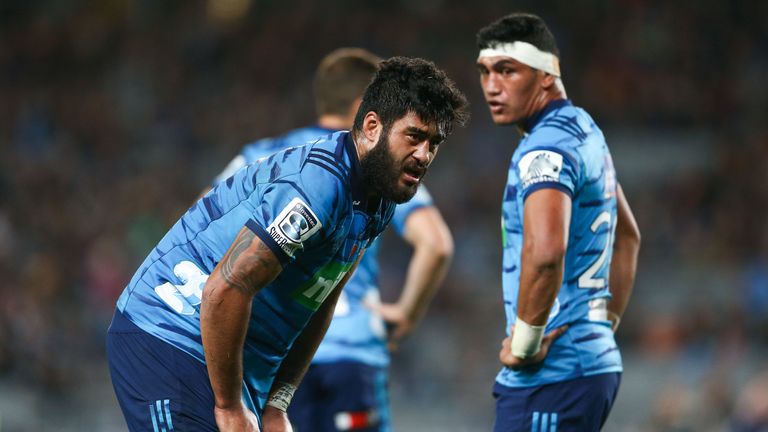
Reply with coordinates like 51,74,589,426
220,228,278,296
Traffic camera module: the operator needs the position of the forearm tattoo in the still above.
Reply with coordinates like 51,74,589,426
220,228,277,296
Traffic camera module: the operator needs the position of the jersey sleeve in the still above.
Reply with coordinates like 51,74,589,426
391,184,434,236
245,165,344,266
516,145,580,201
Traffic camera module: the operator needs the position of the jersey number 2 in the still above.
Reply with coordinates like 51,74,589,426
578,211,612,289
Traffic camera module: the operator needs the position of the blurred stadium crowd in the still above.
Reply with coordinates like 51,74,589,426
1,1,766,430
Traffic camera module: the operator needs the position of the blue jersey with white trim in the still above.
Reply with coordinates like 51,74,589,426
497,99,622,388
116,131,395,413
212,124,436,367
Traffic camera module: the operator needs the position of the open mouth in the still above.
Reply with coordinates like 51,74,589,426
402,167,425,185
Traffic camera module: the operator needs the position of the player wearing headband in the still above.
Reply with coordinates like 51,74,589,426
475,13,641,431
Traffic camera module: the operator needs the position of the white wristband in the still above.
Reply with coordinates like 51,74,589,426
265,382,296,412
511,317,545,359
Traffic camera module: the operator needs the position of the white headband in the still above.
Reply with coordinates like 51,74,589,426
478,41,561,77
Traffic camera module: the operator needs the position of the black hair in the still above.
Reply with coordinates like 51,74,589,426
476,13,560,58
352,57,469,140
314,48,380,117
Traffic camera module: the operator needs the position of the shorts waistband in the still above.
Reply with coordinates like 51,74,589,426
108,309,147,334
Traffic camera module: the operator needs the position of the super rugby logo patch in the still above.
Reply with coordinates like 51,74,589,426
518,150,564,189
267,197,321,257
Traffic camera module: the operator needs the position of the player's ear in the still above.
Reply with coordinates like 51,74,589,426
362,111,383,145
541,72,556,89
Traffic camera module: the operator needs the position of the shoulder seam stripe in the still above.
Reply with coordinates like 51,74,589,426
307,154,349,180
308,151,350,175
313,147,349,167
542,116,583,134
308,151,349,171
306,160,347,186
540,116,587,140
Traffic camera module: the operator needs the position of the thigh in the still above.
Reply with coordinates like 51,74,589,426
291,362,390,432
107,310,218,432
493,373,621,432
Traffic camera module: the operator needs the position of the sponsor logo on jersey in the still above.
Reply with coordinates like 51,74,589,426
267,197,322,257
294,260,354,310
518,150,564,189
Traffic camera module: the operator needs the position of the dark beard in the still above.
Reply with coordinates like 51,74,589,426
360,134,419,204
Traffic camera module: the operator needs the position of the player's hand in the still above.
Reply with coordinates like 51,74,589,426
607,310,621,333
214,403,260,432
261,405,293,432
499,324,569,370
368,302,415,351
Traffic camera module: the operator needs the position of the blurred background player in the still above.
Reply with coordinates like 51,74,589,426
209,48,380,188
107,56,468,432
475,13,641,431
208,48,455,432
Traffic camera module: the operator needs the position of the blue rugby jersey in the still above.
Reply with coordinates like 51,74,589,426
498,99,622,388
312,185,433,367
212,125,336,186
212,124,436,368
116,131,395,413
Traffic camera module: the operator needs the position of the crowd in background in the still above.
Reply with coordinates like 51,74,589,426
1,0,767,430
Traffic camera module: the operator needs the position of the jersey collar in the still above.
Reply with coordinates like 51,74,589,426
522,98,571,133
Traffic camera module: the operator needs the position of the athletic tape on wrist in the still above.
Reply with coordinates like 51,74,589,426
478,41,561,77
511,317,545,359
265,382,296,412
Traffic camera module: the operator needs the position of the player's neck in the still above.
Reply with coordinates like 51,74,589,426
317,114,353,131
520,85,567,133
